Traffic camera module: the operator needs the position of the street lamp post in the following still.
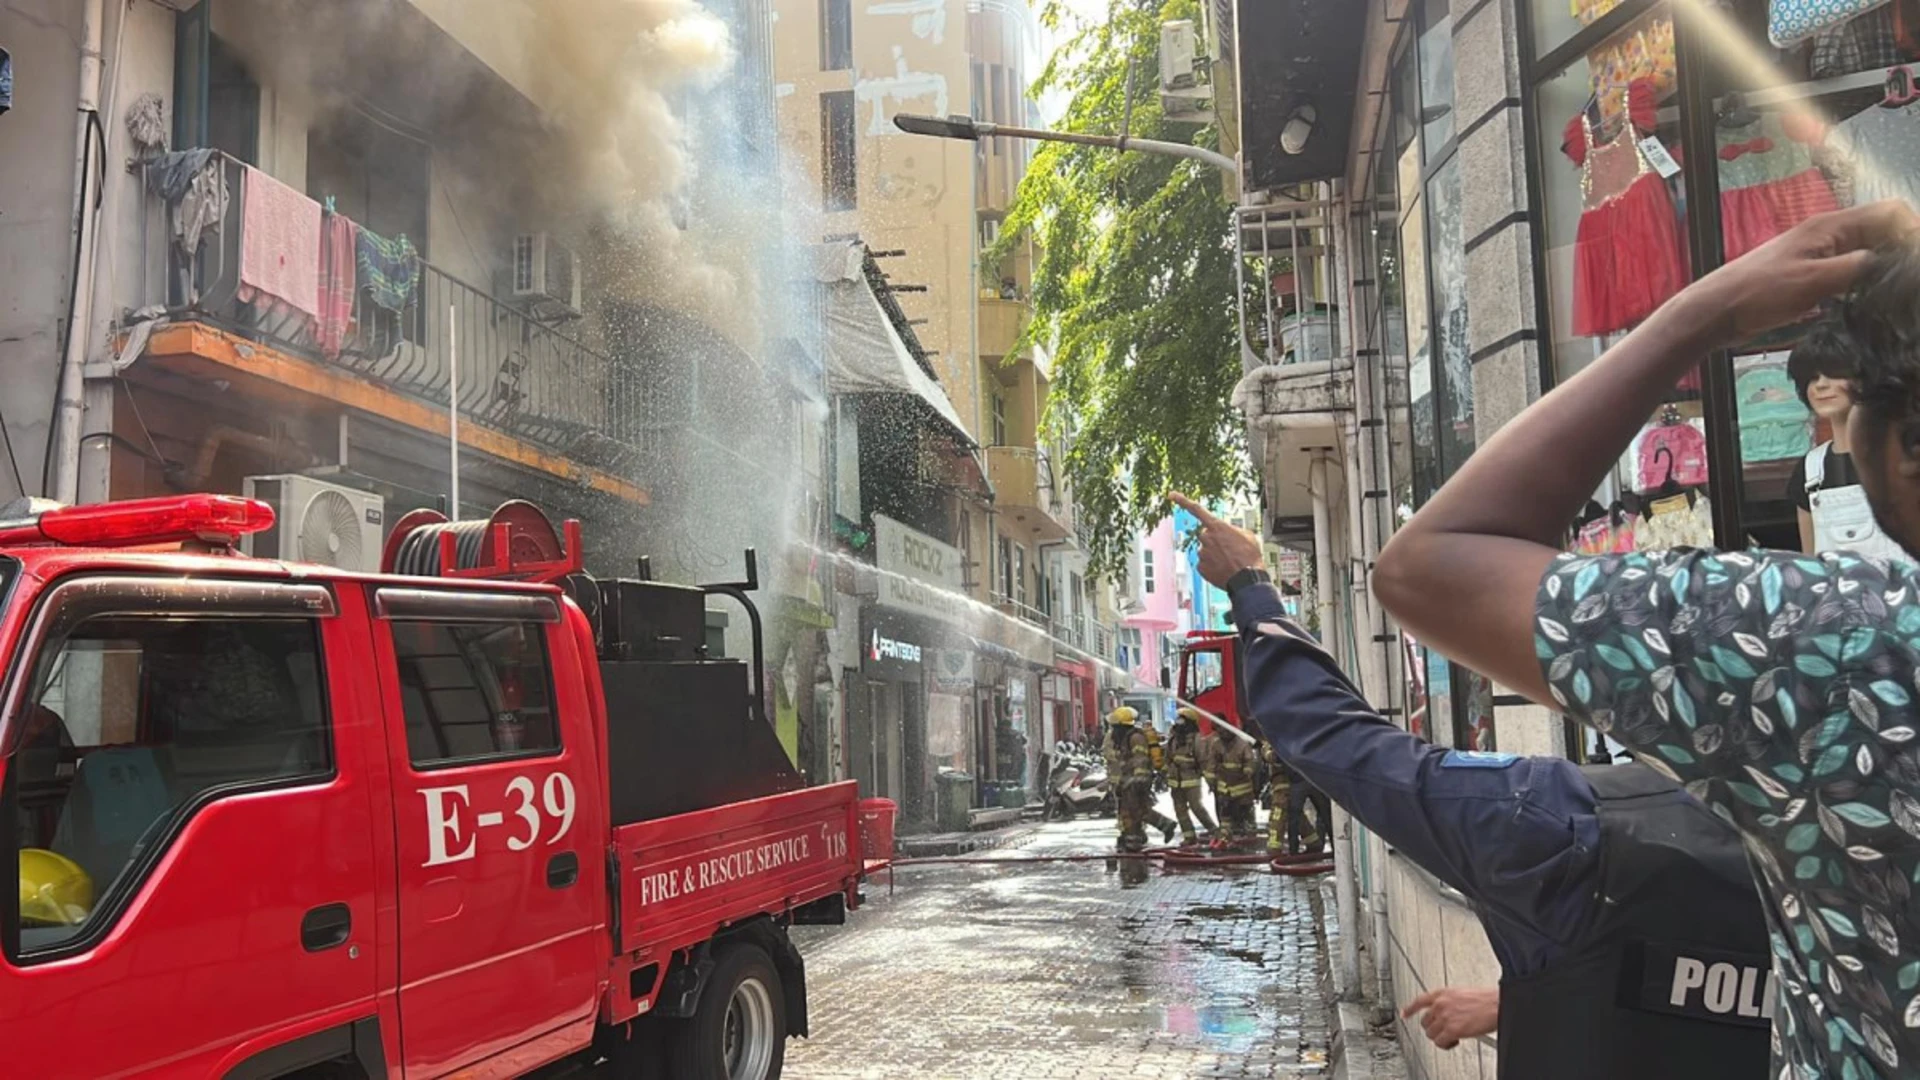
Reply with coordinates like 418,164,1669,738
892,113,1238,176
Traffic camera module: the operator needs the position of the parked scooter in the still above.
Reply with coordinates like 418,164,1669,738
1042,741,1114,820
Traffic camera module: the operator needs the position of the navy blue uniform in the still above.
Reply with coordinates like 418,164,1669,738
1231,582,1601,976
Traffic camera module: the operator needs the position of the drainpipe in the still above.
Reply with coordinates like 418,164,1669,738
49,0,106,503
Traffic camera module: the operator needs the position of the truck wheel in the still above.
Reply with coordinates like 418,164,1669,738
668,941,787,1080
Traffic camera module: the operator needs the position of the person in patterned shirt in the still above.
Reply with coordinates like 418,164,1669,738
1375,203,1920,1079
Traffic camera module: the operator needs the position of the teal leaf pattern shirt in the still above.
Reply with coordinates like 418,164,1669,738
1538,549,1920,1080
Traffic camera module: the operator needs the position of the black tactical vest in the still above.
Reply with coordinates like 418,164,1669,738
1495,764,1772,1079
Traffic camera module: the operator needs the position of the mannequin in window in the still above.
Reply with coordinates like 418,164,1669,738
1786,325,1908,562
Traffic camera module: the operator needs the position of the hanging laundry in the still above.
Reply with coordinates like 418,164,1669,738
315,214,358,361
355,227,421,314
1716,112,1841,260
237,165,322,327
143,148,228,261
1566,80,1689,338
1,46,12,114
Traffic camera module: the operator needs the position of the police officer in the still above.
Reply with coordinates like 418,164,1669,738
1166,708,1219,845
1174,492,1770,1080
1213,728,1257,839
1101,707,1175,851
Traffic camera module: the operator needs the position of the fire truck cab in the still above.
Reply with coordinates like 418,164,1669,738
1176,629,1249,736
0,494,874,1080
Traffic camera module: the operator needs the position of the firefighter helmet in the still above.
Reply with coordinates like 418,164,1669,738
1176,706,1204,724
19,848,92,926
1108,706,1138,726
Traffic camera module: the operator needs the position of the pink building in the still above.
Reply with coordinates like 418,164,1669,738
1123,517,1181,690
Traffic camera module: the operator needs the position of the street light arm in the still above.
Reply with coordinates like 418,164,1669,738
898,114,1239,177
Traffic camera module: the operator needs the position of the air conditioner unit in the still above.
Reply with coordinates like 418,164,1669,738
242,475,385,572
1159,20,1199,91
511,232,583,315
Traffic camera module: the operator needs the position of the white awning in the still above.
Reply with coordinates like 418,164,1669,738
811,242,975,448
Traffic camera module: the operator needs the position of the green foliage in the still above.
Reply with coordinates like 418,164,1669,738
991,0,1249,580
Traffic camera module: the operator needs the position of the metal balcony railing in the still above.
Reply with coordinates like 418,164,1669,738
147,152,661,468
1237,193,1345,370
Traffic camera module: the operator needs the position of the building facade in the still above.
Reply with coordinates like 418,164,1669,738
1220,0,1904,1073
775,0,1137,828
0,0,854,776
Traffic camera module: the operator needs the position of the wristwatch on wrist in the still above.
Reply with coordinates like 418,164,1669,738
1225,567,1273,596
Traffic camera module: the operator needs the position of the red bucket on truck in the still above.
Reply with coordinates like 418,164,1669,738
859,797,897,870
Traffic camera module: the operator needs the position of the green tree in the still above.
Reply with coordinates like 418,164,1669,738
990,0,1247,579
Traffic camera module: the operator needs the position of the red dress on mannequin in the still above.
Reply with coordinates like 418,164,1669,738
1566,80,1689,338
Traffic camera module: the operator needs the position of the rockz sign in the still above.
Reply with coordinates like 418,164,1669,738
872,513,967,625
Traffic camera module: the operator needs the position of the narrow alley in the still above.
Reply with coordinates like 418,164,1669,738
786,817,1333,1079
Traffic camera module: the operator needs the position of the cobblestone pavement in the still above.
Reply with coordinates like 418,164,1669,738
786,813,1332,1079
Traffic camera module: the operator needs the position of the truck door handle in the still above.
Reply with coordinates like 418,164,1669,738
547,852,579,889
301,903,352,952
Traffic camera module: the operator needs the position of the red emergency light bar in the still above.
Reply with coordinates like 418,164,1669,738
0,494,276,549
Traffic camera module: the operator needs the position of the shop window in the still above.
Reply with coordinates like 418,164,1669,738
1426,157,1475,475
392,621,559,769
1418,0,1456,155
1704,0,1920,553
1532,0,1632,57
1533,9,1687,386
13,616,329,955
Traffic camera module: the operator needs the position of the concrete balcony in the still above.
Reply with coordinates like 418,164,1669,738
979,297,1028,358
987,445,1073,543
141,151,652,502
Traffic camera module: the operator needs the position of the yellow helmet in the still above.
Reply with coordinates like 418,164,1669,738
1176,706,1203,724
19,848,92,927
1107,706,1138,726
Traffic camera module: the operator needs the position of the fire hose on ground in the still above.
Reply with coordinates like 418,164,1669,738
873,848,1336,877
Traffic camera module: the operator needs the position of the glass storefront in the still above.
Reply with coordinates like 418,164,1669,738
1356,0,1496,750
1523,0,1920,579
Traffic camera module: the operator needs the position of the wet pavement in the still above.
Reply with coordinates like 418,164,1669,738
786,813,1332,1079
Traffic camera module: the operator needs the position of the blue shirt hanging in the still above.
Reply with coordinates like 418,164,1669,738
1,46,13,115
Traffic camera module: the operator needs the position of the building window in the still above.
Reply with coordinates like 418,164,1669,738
821,91,857,211
393,621,560,768
820,0,852,70
1014,544,1028,609
999,536,1014,599
991,389,1008,446
1142,549,1156,594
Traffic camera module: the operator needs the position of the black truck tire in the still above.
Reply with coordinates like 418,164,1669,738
667,941,788,1080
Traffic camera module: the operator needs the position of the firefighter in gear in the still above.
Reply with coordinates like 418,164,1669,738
1213,730,1257,838
1102,707,1175,851
1166,709,1218,844
1179,500,1771,1079
1198,722,1226,822
1263,741,1328,855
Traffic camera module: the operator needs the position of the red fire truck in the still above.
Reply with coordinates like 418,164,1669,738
0,493,888,1079
1176,628,1247,736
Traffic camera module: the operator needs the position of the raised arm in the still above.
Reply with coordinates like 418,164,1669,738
1371,205,1916,706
